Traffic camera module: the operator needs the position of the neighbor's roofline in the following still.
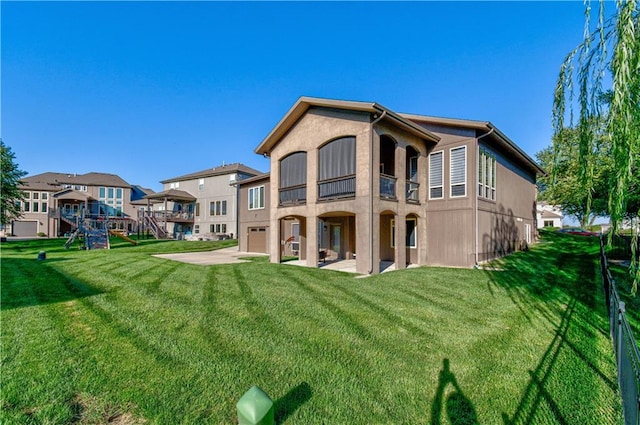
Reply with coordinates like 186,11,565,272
254,96,440,155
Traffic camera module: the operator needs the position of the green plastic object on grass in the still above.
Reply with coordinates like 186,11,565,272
237,385,274,425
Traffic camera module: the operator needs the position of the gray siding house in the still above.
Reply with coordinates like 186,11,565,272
157,163,263,239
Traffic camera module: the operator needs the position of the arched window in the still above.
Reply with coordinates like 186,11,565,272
279,152,307,205
406,146,420,202
318,137,356,200
380,136,397,199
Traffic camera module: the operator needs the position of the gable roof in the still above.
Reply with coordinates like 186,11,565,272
401,113,546,176
21,172,131,188
540,209,563,219
255,96,441,155
53,188,94,201
160,163,263,184
235,172,270,186
144,189,197,202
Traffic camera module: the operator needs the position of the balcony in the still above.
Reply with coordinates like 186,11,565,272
406,181,420,203
147,210,194,223
380,174,397,200
318,175,356,200
279,185,307,206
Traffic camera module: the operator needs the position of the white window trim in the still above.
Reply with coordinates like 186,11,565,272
450,146,467,198
248,185,265,210
478,148,497,201
429,150,444,200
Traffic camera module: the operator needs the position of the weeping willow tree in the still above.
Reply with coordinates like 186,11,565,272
553,0,640,290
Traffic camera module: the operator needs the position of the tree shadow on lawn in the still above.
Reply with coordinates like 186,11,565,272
1,258,103,310
483,233,620,424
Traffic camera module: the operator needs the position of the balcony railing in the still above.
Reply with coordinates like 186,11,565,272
380,174,397,199
279,185,307,206
406,181,420,203
318,175,356,200
146,210,194,223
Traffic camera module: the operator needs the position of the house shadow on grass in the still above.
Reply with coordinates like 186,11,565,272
1,258,103,310
483,233,620,424
274,382,312,423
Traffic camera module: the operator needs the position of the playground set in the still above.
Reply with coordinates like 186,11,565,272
64,209,137,250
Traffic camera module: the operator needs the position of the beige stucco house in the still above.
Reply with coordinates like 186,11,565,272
244,96,544,274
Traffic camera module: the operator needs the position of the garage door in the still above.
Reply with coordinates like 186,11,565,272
12,220,38,236
247,227,267,253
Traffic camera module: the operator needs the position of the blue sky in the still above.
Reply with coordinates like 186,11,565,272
2,1,602,192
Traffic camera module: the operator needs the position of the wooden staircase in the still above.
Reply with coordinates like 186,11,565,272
142,213,169,239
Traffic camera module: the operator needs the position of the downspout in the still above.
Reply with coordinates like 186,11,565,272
475,127,495,266
369,110,387,274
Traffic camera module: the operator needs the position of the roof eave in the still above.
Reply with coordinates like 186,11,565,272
255,97,439,155
486,123,546,176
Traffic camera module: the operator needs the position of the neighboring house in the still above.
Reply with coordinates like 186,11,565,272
155,163,263,239
248,96,544,274
13,172,145,237
237,173,299,255
536,202,564,228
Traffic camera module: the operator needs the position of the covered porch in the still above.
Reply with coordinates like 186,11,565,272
141,189,196,239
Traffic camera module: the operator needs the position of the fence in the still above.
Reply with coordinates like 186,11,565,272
600,236,640,424
608,234,640,262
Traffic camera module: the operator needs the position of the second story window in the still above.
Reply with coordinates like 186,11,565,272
318,136,356,200
249,186,265,210
210,200,227,216
478,148,496,201
450,146,467,198
429,151,444,199
198,178,205,191
279,152,307,206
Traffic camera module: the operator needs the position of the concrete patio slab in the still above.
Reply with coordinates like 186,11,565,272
153,246,267,266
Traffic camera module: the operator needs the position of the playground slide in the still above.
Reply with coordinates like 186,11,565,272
64,229,79,250
109,230,138,245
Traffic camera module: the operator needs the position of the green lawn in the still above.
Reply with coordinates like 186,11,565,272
1,235,622,424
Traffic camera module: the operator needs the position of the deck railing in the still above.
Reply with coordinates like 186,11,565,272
406,181,420,203
279,185,307,206
380,174,396,199
318,175,355,200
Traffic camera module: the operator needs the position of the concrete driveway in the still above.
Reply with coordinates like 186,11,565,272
153,246,267,266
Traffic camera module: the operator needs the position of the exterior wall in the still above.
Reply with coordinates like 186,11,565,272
267,108,439,273
268,107,373,272
537,214,562,228
421,126,477,267
238,178,270,252
476,143,537,262
164,173,242,238
262,104,539,271
13,189,55,236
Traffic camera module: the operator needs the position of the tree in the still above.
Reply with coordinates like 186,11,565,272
553,0,640,289
537,127,611,227
1,140,27,230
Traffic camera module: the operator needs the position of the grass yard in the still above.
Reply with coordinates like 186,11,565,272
1,234,622,424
